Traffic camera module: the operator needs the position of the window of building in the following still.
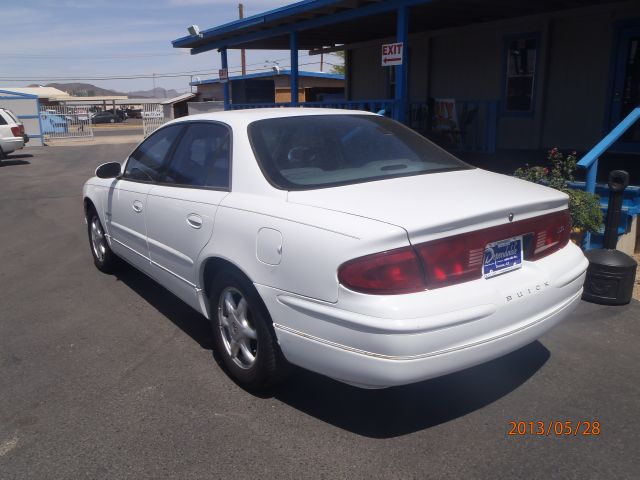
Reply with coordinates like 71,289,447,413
504,36,538,113
620,35,640,142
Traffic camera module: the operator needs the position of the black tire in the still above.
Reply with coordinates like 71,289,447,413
209,269,290,391
0,146,5,160
87,207,119,273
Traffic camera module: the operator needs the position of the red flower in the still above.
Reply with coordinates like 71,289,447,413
543,168,549,175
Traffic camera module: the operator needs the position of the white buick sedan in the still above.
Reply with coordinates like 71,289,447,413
83,109,588,390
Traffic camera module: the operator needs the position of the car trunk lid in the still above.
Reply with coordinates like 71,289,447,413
287,168,568,244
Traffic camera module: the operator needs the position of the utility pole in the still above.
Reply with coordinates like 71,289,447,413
239,3,246,75
320,53,324,72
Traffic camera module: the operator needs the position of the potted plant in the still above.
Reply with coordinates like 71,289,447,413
514,148,603,246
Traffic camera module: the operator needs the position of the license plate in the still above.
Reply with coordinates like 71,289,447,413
483,236,523,279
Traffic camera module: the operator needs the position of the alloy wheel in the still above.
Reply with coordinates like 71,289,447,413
217,287,258,369
90,217,106,262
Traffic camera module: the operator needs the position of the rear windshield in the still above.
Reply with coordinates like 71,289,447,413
248,114,471,190
2,109,19,124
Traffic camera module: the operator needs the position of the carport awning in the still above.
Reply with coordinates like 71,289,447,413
172,0,619,53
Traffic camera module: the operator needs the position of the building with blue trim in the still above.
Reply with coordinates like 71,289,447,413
173,0,640,157
0,89,44,146
192,70,344,104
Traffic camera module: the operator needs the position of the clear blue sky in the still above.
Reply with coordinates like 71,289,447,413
0,0,342,94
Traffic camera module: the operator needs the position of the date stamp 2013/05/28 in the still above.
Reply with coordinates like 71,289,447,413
508,420,601,436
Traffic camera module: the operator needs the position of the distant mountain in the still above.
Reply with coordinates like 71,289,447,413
28,83,181,99
28,82,127,97
127,87,181,99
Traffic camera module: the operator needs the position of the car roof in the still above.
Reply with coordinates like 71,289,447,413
167,107,378,128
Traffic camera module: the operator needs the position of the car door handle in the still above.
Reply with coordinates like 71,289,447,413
132,200,143,213
186,214,203,229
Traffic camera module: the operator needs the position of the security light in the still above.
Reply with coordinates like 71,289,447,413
187,25,202,37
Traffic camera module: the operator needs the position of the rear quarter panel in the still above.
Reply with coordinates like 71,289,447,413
198,192,410,303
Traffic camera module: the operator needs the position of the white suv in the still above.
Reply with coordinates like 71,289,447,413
0,108,27,160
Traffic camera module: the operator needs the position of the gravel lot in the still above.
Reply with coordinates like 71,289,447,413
1,144,639,479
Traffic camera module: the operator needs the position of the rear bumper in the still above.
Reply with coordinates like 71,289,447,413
273,288,581,388
258,242,587,388
0,137,25,153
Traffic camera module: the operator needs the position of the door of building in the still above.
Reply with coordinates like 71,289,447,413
610,24,640,151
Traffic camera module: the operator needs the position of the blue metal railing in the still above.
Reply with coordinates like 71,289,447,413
578,107,640,194
576,106,640,250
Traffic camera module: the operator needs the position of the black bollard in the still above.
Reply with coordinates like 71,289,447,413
582,170,638,305
602,170,628,249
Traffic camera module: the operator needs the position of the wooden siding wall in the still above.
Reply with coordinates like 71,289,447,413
346,3,640,151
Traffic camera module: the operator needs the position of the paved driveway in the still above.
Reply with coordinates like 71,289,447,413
1,145,639,479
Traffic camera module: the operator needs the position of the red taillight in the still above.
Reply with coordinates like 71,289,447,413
414,232,485,289
11,126,21,137
416,209,570,289
338,246,425,295
528,209,571,260
338,210,571,294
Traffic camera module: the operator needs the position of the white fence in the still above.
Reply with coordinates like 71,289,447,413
39,105,93,139
142,104,166,138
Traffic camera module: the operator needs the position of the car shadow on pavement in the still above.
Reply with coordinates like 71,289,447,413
113,265,549,438
114,266,214,350
273,341,550,438
0,157,31,167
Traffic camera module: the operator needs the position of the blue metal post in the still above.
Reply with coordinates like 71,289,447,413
290,31,299,105
585,156,599,195
394,6,409,123
221,48,230,110
36,98,45,145
583,156,599,250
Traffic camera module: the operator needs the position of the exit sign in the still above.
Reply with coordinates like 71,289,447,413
381,42,404,66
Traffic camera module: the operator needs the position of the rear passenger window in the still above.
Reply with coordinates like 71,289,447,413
162,122,230,189
124,124,183,182
0,112,7,125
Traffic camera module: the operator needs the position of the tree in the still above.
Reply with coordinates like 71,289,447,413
331,50,345,75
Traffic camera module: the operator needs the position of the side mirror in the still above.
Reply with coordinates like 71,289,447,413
95,162,121,179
